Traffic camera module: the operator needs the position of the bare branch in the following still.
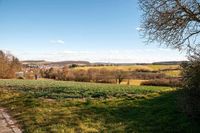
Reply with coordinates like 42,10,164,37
139,0,200,53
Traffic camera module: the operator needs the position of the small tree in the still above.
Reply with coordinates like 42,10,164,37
73,69,90,82
0,50,21,78
48,68,57,79
113,70,126,84
69,64,78,68
87,68,99,82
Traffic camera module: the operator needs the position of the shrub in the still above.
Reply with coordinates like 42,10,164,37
69,64,78,68
135,68,152,72
25,72,35,79
131,72,166,80
87,68,100,82
73,69,90,82
0,50,22,79
141,78,182,87
17,76,25,79
93,68,115,84
181,56,200,121
113,69,126,84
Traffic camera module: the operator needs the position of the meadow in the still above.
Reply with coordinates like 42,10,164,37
75,65,180,71
66,64,181,86
0,79,198,133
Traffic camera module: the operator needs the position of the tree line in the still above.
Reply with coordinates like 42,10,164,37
39,67,171,84
0,50,22,79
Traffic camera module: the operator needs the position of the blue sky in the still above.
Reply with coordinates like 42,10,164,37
0,0,186,63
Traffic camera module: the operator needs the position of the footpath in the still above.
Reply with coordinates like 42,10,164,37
0,108,22,133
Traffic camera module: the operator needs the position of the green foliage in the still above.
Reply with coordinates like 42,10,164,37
69,64,79,68
0,79,174,99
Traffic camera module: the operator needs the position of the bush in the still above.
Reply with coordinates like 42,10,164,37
131,72,166,80
141,78,182,87
134,68,152,72
0,50,22,79
17,76,25,79
69,64,78,68
100,69,115,82
25,72,35,79
181,56,200,121
73,69,90,82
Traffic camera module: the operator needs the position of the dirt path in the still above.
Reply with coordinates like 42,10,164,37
0,108,22,133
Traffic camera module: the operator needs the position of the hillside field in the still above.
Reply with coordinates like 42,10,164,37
0,79,198,133
75,64,181,78
76,64,180,71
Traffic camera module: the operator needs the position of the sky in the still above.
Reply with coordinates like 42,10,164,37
0,0,187,63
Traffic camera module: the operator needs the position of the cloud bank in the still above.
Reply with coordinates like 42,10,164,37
11,49,187,63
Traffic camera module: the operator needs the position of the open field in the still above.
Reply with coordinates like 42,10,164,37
163,70,181,77
121,79,148,86
75,65,181,78
76,65,180,71
0,79,198,133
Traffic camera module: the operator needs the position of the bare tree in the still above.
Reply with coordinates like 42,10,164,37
0,50,21,78
114,70,126,84
139,0,200,121
139,0,200,54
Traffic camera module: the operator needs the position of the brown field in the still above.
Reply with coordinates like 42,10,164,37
75,65,181,78
76,64,179,71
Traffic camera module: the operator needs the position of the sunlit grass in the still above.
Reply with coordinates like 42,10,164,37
163,70,181,77
147,65,180,70
121,79,148,86
75,65,180,71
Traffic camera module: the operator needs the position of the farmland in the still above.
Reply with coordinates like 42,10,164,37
36,64,182,86
75,64,180,73
0,79,198,133
1,0,200,132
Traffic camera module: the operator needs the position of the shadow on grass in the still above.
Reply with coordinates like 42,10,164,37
0,89,199,133
78,91,200,133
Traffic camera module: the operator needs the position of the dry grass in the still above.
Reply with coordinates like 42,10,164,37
163,70,181,77
121,79,149,86
75,65,180,71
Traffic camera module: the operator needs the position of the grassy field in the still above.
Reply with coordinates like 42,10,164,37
121,79,148,86
76,65,180,71
163,70,181,77
0,79,198,133
75,65,181,78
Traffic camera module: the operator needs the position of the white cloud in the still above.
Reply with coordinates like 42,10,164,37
8,49,187,63
50,39,65,44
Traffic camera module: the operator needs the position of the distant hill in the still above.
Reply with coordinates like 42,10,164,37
22,60,46,63
92,61,188,66
21,60,91,66
22,60,49,65
21,60,187,67
48,61,91,66
152,61,188,65
92,62,150,66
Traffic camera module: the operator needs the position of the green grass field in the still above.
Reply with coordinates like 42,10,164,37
0,79,198,133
